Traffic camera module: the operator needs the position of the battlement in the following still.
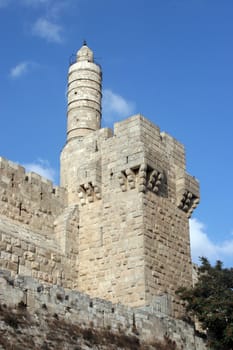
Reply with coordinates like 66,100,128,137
0,157,66,233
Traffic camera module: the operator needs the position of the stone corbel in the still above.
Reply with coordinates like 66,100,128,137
84,183,94,203
118,172,127,192
119,163,165,195
177,191,199,218
125,168,136,189
78,182,102,205
94,185,101,200
78,186,86,206
176,174,200,218
147,169,164,194
138,164,147,193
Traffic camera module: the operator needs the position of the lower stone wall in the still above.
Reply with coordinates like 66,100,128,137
0,217,77,288
0,270,206,350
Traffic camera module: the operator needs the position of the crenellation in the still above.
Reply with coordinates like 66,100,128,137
0,158,67,233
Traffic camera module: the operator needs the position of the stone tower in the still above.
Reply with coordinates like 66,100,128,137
0,43,200,318
60,42,102,203
67,41,102,141
59,43,200,317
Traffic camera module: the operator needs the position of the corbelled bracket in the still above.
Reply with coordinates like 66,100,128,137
119,163,165,195
78,182,101,206
118,172,127,192
176,174,200,218
118,168,137,192
147,169,164,194
177,190,199,218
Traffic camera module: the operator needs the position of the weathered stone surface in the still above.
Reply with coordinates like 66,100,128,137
0,43,201,347
0,272,206,349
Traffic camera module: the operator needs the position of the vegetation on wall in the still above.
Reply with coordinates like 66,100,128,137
177,257,233,350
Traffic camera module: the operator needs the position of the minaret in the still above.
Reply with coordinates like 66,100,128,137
66,41,102,142
60,43,103,197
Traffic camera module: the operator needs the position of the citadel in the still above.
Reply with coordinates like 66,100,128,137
0,43,204,348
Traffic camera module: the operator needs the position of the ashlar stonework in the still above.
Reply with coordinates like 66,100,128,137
0,43,200,320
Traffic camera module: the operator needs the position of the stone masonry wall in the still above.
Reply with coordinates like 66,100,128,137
0,114,199,317
60,114,199,313
0,157,66,234
112,116,199,316
0,158,80,288
0,214,78,289
132,118,199,317
61,124,146,306
0,271,206,350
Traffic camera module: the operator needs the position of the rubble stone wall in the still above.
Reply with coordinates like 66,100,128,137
0,271,206,350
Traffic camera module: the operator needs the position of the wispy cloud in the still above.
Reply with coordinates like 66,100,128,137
23,159,56,182
0,0,50,9
1,0,74,43
32,17,62,43
190,217,233,267
21,0,50,6
0,0,10,8
30,0,72,43
102,89,135,123
9,61,36,79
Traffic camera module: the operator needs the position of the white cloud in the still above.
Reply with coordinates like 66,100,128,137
190,217,233,267
102,89,135,123
32,17,62,43
23,159,56,182
10,62,31,79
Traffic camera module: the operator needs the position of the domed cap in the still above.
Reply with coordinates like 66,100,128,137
76,41,94,62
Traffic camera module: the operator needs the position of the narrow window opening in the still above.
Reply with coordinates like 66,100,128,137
100,227,103,246
11,174,14,187
19,203,22,216
17,256,20,274
24,289,28,307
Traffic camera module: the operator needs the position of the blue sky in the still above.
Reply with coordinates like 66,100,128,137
0,0,233,267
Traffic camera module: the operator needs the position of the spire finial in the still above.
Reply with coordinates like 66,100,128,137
83,40,87,46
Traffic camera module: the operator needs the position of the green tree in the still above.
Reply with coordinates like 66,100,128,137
177,257,233,350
